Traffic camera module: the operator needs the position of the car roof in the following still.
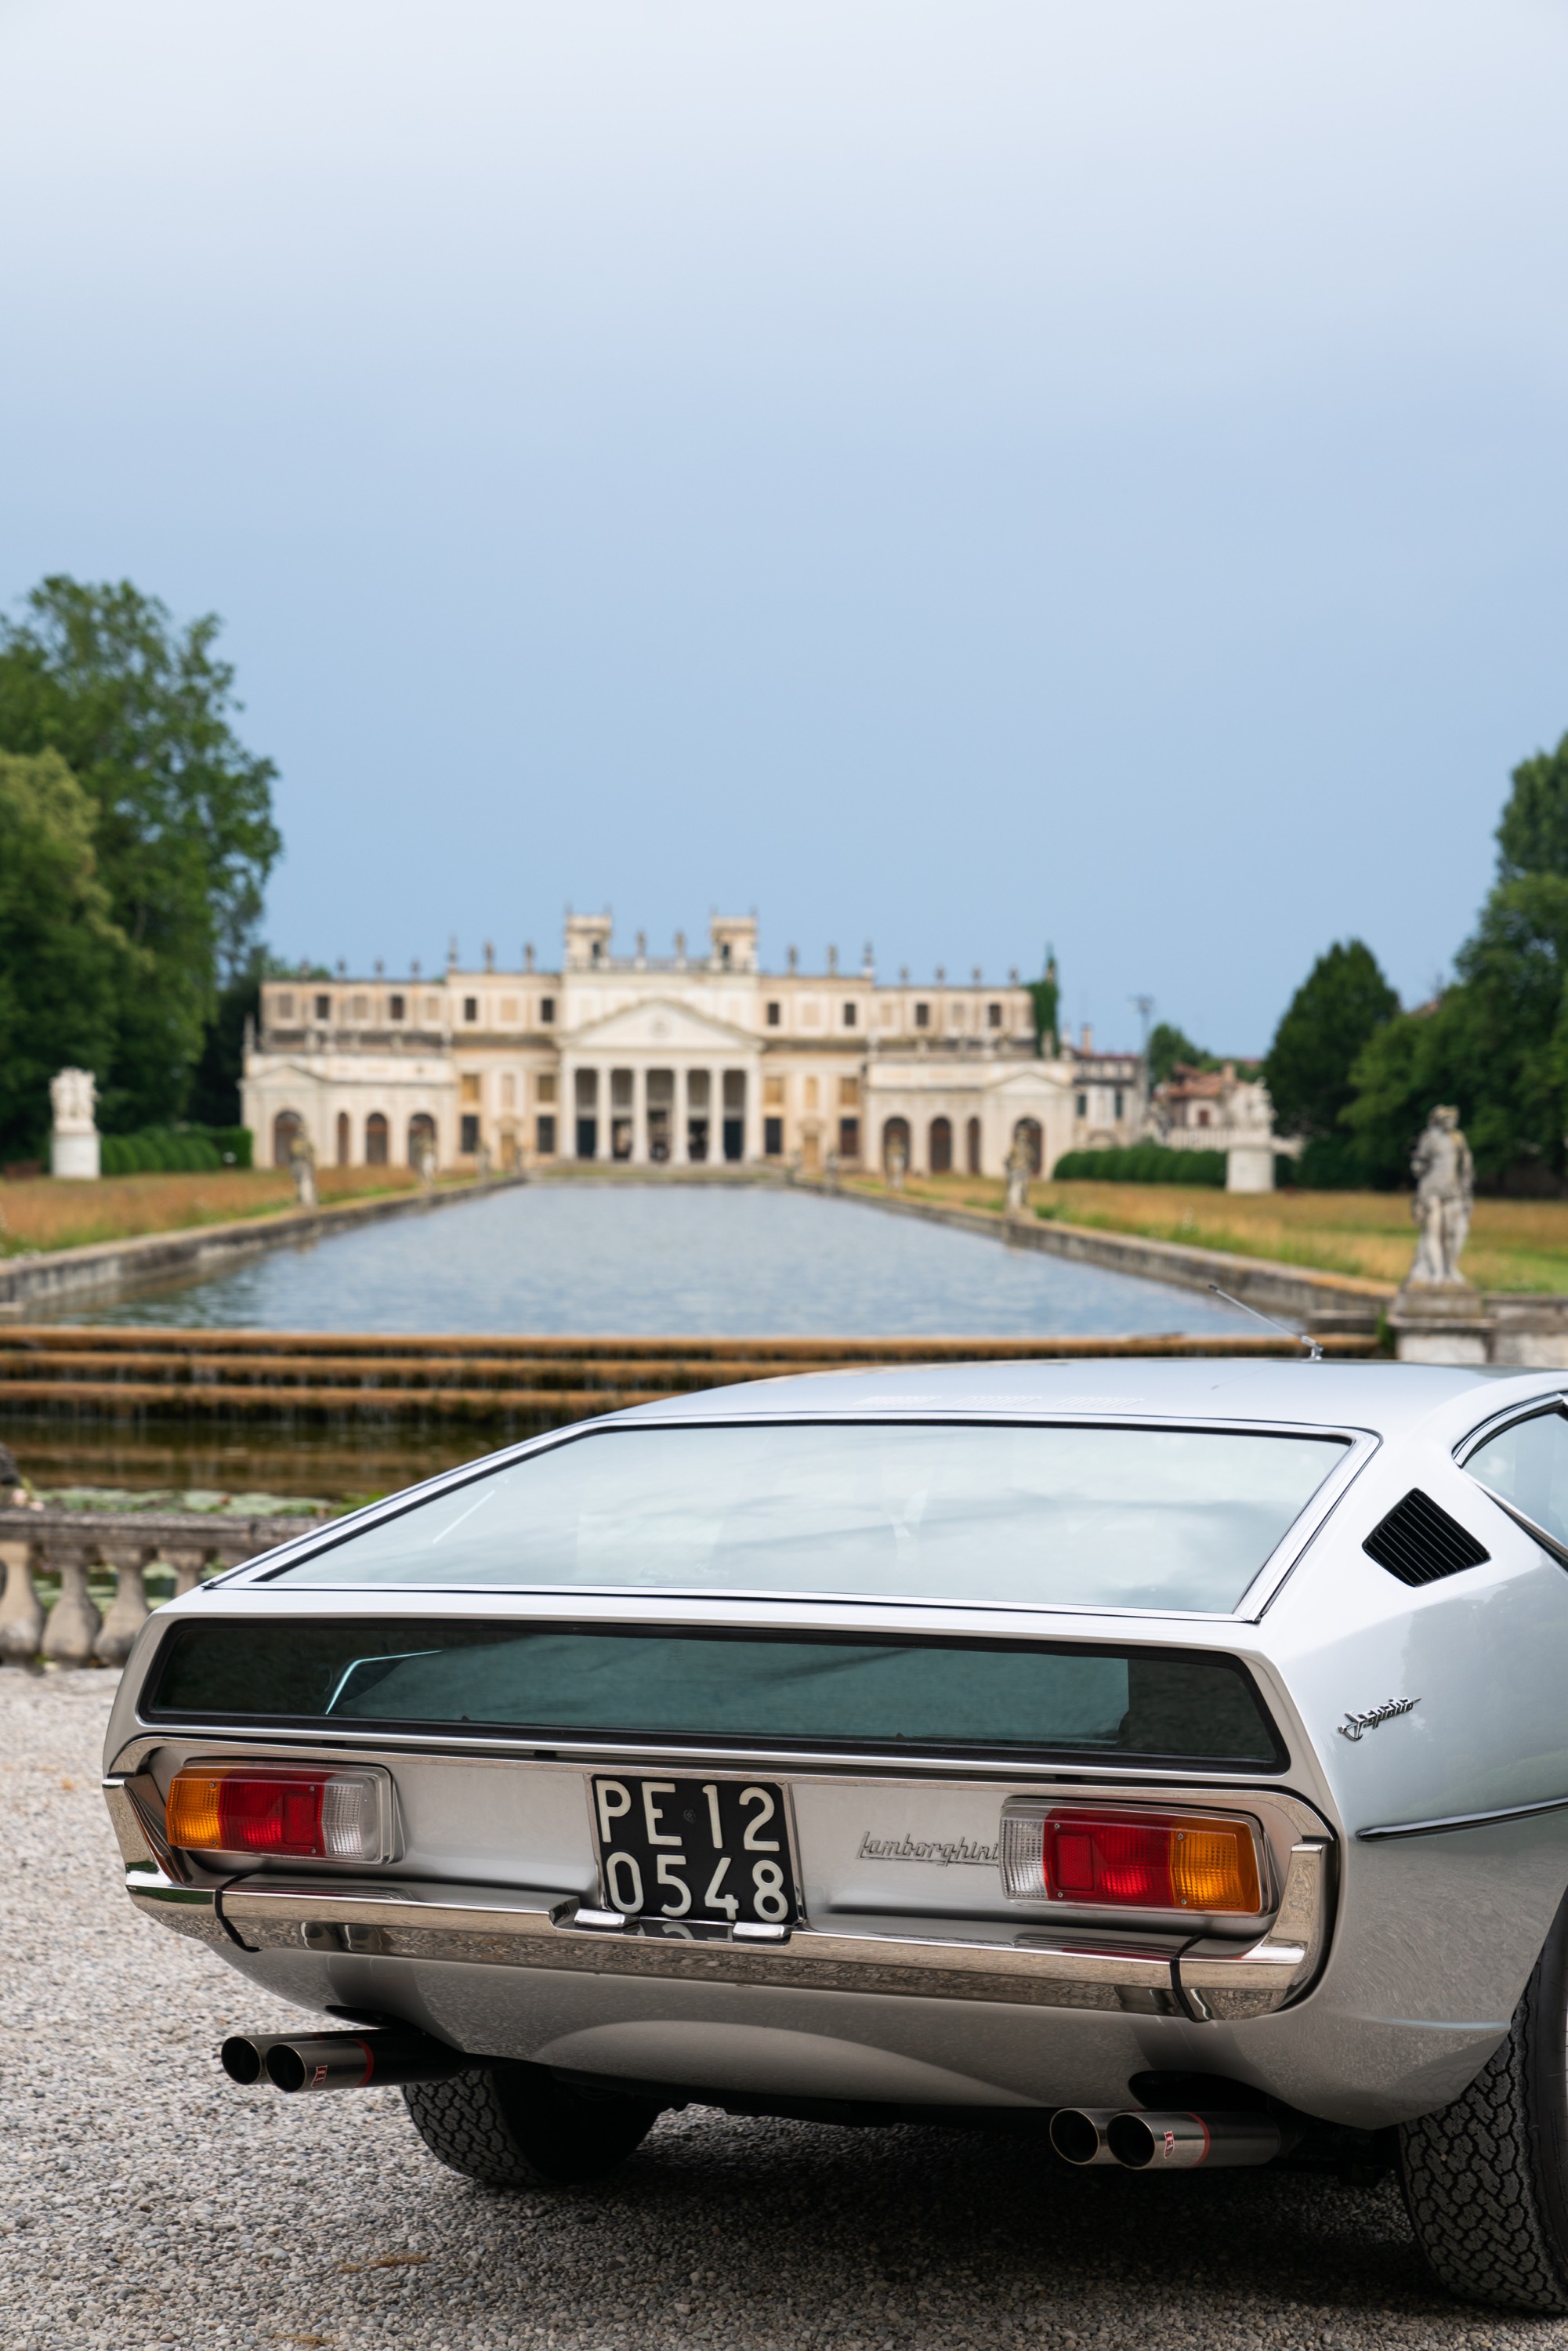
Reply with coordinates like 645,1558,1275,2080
624,1355,1559,1439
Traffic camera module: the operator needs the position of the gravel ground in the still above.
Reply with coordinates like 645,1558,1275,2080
3,1671,1559,2351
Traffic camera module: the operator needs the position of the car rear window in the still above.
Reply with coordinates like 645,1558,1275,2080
267,1422,1346,1614
146,1620,1284,1768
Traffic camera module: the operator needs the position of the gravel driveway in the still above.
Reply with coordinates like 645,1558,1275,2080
2,1672,1551,2351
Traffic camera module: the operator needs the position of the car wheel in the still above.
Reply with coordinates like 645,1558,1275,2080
1400,1892,1568,2311
404,2060,664,2189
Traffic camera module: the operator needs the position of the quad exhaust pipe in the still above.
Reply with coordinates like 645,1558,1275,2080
1050,2106,1287,2170
221,2027,466,2094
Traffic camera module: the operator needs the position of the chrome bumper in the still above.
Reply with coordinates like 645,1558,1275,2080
107,1777,1327,2023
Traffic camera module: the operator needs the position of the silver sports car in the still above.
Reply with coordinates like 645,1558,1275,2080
103,1359,1568,2309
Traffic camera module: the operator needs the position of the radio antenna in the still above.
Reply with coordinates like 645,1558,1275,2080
1208,1284,1323,1362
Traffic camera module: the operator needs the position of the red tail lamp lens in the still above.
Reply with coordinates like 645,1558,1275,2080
166,1766,386,1861
1004,1807,1262,1914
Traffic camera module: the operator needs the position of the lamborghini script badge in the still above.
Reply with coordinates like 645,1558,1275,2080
1338,1697,1419,1742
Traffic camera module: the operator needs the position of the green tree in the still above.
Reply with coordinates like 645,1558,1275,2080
0,750,135,1159
1146,1022,1205,1086
1345,877,1568,1187
1341,734,1568,1191
1027,951,1059,1055
1264,940,1398,1174
1497,731,1568,882
0,578,280,1131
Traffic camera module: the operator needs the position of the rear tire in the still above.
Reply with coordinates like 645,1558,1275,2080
404,2061,663,2189
1400,1893,1568,2311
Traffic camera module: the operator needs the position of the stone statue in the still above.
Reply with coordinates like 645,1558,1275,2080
415,1138,436,1187
49,1067,100,1180
886,1139,907,1192
1408,1107,1474,1287
1004,1136,1031,1217
288,1130,318,1209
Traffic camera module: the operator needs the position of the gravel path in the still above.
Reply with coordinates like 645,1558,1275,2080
2,1671,1554,2351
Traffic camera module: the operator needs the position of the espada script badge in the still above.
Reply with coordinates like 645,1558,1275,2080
1339,1697,1419,1743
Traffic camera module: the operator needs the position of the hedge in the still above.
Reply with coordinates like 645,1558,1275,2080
1051,1143,1229,1187
100,1125,252,1175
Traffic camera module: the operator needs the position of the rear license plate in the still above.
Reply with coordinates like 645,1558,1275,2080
590,1775,799,1928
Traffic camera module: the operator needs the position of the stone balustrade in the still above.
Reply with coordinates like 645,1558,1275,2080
0,1506,324,1668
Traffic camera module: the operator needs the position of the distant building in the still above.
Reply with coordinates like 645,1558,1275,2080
243,915,1146,1179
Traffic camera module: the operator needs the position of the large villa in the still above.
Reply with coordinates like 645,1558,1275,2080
244,915,1144,1181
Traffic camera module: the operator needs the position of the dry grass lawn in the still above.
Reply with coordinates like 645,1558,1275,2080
0,1165,444,1258
848,1173,1568,1295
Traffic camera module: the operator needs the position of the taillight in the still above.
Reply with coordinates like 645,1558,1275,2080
1000,1802,1262,1914
166,1766,391,1863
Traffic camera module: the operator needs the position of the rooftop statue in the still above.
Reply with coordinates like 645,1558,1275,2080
1408,1106,1474,1288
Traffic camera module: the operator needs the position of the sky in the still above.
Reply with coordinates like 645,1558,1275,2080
3,0,1566,1055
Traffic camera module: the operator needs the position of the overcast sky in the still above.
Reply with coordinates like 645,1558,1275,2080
3,1,1566,1052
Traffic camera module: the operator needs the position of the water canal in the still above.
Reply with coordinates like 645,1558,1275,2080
59,1182,1251,1339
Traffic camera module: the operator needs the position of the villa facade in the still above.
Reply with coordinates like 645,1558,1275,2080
242,915,1145,1180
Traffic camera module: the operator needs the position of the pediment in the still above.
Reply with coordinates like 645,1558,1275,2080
565,995,758,1052
990,1064,1073,1098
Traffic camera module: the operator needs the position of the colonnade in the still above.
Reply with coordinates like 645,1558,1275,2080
561,1062,762,1165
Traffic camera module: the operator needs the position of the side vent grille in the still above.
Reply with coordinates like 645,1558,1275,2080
1363,1489,1490,1587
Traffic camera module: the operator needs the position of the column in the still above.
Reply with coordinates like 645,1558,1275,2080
631,1065,648,1165
673,1067,690,1164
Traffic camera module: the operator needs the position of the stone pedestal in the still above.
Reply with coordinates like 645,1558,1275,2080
50,1129,100,1179
1226,1143,1275,1194
1388,1281,1497,1365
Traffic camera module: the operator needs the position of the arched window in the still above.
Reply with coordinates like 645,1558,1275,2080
272,1110,303,1168
408,1113,436,1169
882,1117,911,1173
929,1117,953,1174
365,1112,389,1167
1012,1117,1043,1176
966,1117,982,1176
336,1111,350,1167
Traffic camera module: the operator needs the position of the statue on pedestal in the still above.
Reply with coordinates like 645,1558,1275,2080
886,1139,907,1192
1408,1107,1474,1287
49,1067,100,1180
289,1130,318,1208
1388,1106,1491,1363
1004,1136,1031,1218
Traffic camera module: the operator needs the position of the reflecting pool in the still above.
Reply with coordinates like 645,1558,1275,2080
65,1181,1254,1339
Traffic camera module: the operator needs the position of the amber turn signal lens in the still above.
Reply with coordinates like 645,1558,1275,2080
1168,1823,1261,1914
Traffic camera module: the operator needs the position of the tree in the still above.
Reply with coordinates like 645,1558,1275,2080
0,751,135,1159
1345,877,1568,1187
1338,734,1568,1192
1264,940,1398,1161
0,578,280,1131
1497,732,1568,882
1146,1022,1205,1086
1027,951,1059,1055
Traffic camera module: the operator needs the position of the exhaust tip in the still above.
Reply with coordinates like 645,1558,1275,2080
219,2035,266,2086
1050,2110,1106,2166
264,2042,312,2094
1107,2113,1161,2168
